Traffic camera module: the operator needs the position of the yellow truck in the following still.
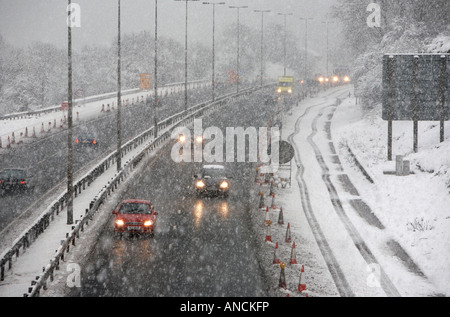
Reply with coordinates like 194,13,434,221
277,76,294,94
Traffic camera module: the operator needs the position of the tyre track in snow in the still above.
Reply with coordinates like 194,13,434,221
287,87,355,297
306,99,401,297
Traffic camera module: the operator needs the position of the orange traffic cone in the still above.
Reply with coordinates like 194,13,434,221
278,207,284,225
273,242,280,264
265,221,272,242
298,265,307,292
285,223,292,243
259,191,265,209
279,262,287,289
271,193,278,209
264,206,270,225
290,242,298,265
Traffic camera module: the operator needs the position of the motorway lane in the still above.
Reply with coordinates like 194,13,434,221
71,88,281,297
0,87,231,233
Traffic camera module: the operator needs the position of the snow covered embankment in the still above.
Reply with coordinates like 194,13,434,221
333,97,450,296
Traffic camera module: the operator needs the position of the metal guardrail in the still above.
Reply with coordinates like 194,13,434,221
0,83,271,297
0,79,210,121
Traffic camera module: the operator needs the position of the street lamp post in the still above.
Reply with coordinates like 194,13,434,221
116,0,122,172
254,9,271,87
154,0,159,137
175,0,200,113
229,5,248,93
278,13,293,77
203,1,226,102
299,17,314,80
67,0,74,225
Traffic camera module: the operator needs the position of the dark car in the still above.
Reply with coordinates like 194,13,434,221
194,165,231,197
113,199,158,237
75,134,98,147
0,168,34,193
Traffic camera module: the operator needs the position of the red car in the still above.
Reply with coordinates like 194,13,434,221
113,199,158,237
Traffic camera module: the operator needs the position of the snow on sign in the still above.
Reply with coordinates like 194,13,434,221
382,54,449,121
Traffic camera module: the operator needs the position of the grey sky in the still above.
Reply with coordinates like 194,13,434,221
0,0,339,50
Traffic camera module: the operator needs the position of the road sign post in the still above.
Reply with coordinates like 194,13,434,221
382,54,449,159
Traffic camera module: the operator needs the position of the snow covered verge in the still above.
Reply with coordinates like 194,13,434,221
332,97,450,296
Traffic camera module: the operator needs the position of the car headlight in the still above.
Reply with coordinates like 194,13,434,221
277,89,282,93
220,181,229,189
179,135,186,143
288,89,292,93
196,136,203,143
116,219,125,226
196,180,206,188
144,220,153,227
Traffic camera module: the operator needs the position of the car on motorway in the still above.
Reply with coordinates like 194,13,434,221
75,133,99,147
194,165,231,198
113,199,158,237
178,131,205,152
0,168,34,194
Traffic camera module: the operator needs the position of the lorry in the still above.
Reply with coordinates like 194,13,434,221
277,76,294,95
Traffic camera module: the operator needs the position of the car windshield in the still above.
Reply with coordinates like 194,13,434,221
119,203,152,214
278,82,292,87
0,169,26,179
203,168,225,178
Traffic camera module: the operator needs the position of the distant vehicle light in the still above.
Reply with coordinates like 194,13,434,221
196,180,206,188
179,135,186,143
220,181,229,189
277,88,282,93
93,139,97,145
325,78,329,82
196,136,203,143
318,77,324,83
75,138,79,144
288,89,292,94
344,76,350,82
333,76,339,82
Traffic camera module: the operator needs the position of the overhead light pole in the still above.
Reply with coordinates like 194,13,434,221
254,9,271,87
278,12,293,76
67,0,74,225
299,17,314,80
154,0,159,137
203,1,225,102
175,0,200,113
321,20,335,78
116,0,122,172
229,5,248,93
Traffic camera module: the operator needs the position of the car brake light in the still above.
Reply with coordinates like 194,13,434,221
20,181,26,185
93,140,97,145
76,139,79,144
